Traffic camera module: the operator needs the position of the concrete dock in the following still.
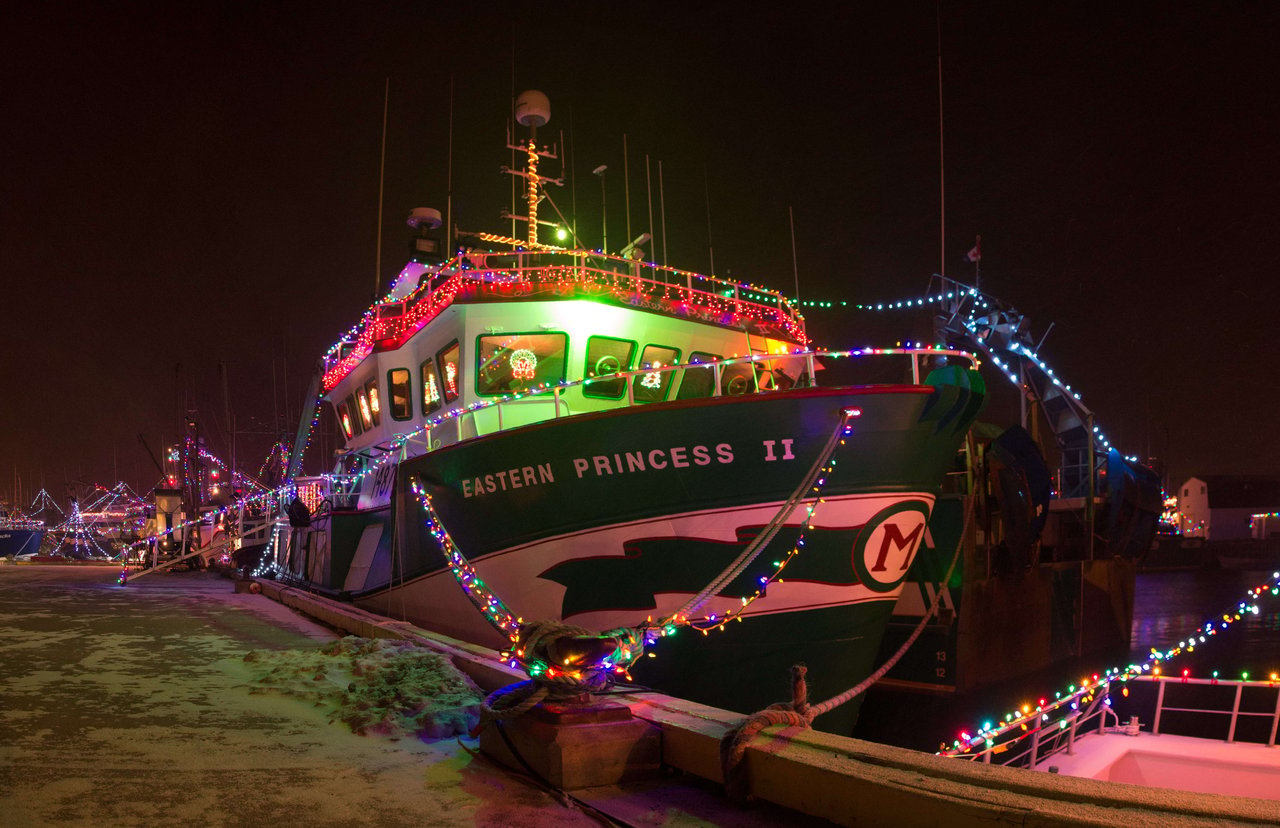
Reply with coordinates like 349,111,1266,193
4,563,1279,827
0,565,822,827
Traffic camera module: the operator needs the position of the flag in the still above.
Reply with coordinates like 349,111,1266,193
966,235,982,263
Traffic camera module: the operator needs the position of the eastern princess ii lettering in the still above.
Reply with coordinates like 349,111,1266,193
461,464,555,498
572,442,734,478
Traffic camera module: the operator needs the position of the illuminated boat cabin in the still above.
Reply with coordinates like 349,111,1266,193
320,242,811,475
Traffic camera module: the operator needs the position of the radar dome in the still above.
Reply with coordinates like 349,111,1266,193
406,207,442,230
515,90,550,128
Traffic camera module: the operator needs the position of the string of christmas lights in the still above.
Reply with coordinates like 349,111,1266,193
804,287,1141,466
321,251,807,392
404,404,861,683
940,569,1280,758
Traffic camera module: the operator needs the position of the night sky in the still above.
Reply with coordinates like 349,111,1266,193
4,2,1279,503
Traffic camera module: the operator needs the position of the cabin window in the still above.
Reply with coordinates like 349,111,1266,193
357,388,374,430
336,400,354,439
633,344,680,403
420,358,443,415
676,351,721,400
438,341,461,403
476,332,568,396
364,378,382,427
344,394,363,435
388,368,412,421
584,336,636,399
720,361,755,396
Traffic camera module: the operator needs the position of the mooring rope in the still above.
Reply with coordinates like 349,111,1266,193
671,406,858,622
719,492,975,800
413,404,860,734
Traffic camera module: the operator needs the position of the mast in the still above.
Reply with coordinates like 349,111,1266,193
499,90,564,250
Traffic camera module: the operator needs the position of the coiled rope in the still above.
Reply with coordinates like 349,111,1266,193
472,619,646,735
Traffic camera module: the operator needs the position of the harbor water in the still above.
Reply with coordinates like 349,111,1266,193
854,566,1280,753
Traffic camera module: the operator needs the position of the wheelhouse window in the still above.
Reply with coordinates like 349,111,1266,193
344,394,363,435
476,332,568,395
364,378,382,427
420,358,443,415
676,351,720,400
357,388,374,430
336,400,354,439
632,344,680,403
388,368,412,421
720,360,755,396
438,341,461,403
584,335,636,399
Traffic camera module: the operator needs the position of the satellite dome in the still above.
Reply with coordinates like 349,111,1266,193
515,90,550,128
406,207,443,230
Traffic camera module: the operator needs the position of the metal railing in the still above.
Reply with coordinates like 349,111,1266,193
1149,675,1280,746
381,346,977,460
942,674,1280,769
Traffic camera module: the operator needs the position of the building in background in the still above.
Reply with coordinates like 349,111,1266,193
1178,476,1280,540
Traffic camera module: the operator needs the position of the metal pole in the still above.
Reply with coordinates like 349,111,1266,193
1153,680,1167,735
1228,683,1244,743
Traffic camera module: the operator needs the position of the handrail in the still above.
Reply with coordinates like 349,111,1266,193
942,673,1280,769
317,347,979,470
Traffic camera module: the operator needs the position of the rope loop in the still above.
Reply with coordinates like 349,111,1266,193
472,620,649,736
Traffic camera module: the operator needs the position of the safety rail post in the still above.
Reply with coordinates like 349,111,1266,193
1153,679,1167,735
1270,684,1280,747
1067,714,1080,755
1028,727,1042,769
1228,683,1244,743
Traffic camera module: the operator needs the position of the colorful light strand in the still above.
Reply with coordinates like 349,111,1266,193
940,569,1280,758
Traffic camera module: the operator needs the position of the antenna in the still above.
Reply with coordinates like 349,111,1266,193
623,134,632,244
593,164,608,252
645,155,655,269
703,167,715,276
374,77,389,300
659,160,668,267
446,75,454,258
789,206,800,302
937,6,946,275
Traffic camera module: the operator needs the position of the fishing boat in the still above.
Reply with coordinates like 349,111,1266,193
274,91,986,731
0,505,44,558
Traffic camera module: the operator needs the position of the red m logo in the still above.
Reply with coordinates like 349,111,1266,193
869,521,925,572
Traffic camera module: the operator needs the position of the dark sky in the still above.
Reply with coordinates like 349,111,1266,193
3,1,1279,501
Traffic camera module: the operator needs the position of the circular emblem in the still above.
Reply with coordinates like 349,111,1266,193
851,499,933,593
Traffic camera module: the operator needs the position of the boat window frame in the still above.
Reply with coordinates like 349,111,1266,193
676,351,722,400
583,335,637,400
633,344,681,403
437,340,462,404
420,357,443,416
474,330,570,397
336,399,355,439
343,393,363,436
356,387,374,431
387,368,413,421
364,377,382,427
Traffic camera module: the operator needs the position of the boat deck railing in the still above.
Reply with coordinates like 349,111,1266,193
322,250,807,391
384,346,977,460
942,674,1280,769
